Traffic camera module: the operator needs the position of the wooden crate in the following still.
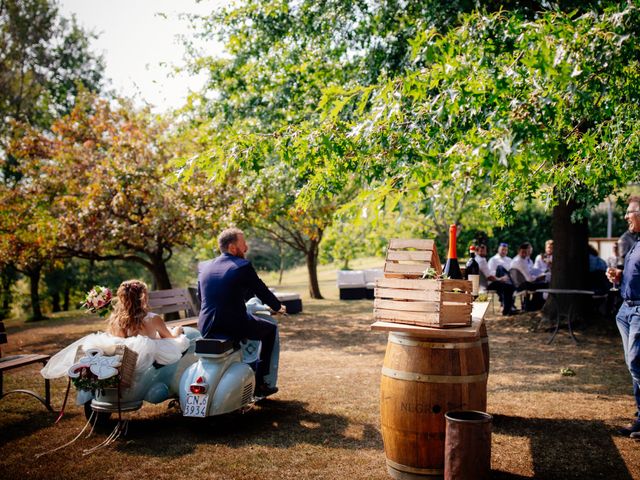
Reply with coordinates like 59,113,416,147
384,239,442,278
374,277,473,328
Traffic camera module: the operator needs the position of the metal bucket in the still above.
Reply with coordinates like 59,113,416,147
444,410,492,480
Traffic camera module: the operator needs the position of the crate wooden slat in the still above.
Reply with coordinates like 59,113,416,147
384,238,442,279
389,239,436,249
373,308,471,327
386,250,433,262
374,276,472,328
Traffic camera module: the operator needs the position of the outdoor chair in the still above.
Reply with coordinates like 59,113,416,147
508,268,536,310
0,321,52,411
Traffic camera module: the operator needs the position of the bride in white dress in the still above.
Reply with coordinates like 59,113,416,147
41,280,190,380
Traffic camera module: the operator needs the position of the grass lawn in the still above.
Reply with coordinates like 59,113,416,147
1,259,639,479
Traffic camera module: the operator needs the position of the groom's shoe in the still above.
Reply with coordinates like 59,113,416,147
255,385,278,398
618,419,640,436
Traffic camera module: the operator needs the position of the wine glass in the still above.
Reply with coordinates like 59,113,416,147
607,257,619,291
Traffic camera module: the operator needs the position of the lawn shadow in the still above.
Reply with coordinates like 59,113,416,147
493,414,633,480
0,408,61,447
115,399,382,457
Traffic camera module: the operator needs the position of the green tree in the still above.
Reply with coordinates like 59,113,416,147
182,1,369,298
0,0,103,319
182,0,600,296
50,96,217,290
0,0,104,173
300,5,640,302
8,95,218,299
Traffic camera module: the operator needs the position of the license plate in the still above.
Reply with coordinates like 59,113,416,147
183,394,209,417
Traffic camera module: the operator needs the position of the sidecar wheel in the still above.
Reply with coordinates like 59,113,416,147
84,401,112,428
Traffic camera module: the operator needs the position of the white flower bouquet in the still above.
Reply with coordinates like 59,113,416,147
82,286,113,317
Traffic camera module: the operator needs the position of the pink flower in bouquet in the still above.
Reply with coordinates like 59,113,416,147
83,286,113,316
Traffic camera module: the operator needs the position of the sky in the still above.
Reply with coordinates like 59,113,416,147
58,0,225,112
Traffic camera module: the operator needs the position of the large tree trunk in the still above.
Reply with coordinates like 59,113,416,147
51,291,61,312
278,243,285,285
306,240,323,299
0,267,16,319
150,256,173,290
149,254,178,320
549,199,590,316
27,265,45,321
63,287,70,311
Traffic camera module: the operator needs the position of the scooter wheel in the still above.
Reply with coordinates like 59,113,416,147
84,401,112,429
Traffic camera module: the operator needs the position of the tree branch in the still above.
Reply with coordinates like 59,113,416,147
59,246,154,270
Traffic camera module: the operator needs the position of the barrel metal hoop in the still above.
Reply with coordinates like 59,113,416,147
389,333,481,349
481,337,489,344
381,367,487,384
386,458,444,476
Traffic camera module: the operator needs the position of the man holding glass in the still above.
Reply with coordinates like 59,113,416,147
607,196,640,437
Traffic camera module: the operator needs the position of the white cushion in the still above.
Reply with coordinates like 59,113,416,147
274,292,301,301
364,268,384,283
337,270,366,287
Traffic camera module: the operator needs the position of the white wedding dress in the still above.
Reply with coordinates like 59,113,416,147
41,313,190,380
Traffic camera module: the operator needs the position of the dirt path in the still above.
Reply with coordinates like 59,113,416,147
1,299,638,479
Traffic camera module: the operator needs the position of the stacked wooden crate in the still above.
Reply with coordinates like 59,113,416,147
374,239,473,328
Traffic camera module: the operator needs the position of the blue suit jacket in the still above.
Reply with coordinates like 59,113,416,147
197,253,281,339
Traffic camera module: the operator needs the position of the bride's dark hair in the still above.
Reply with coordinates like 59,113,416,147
108,280,149,336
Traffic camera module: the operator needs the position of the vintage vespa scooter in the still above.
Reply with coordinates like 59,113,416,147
83,298,279,423
178,298,280,418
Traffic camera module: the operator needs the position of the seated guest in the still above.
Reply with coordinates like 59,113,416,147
510,242,549,310
588,245,610,295
511,243,548,284
477,244,517,315
534,239,553,275
488,242,512,279
588,245,607,272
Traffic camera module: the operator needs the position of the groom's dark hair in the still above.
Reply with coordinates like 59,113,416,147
218,227,244,253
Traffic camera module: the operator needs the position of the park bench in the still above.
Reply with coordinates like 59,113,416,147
0,320,53,411
148,287,200,328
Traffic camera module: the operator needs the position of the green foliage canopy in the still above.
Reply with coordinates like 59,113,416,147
302,6,640,222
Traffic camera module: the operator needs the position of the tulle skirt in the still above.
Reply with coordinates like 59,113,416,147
41,330,190,380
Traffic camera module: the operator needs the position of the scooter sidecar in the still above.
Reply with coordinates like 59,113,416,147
83,326,202,416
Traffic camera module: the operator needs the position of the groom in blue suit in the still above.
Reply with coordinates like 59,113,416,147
197,227,285,396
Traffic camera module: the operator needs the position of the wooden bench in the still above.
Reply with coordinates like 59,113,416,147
0,320,53,411
148,287,200,328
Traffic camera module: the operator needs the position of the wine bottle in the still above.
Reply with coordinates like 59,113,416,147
465,245,480,295
465,246,480,278
443,224,462,279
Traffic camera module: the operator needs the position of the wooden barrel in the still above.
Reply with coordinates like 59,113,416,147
380,331,488,479
479,321,490,375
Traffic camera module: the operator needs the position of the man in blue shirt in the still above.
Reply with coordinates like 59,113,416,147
198,228,286,397
607,196,640,437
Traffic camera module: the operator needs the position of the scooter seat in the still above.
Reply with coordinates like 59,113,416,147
195,338,234,355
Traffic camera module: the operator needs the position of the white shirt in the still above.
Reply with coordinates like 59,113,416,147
488,254,511,276
533,254,551,274
510,255,536,283
477,255,492,279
